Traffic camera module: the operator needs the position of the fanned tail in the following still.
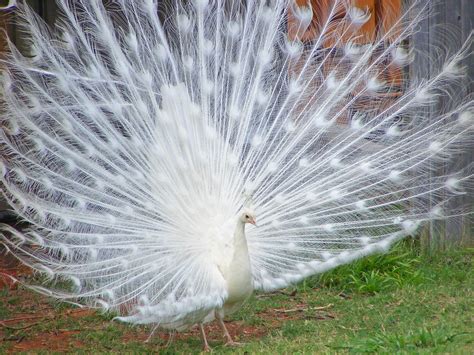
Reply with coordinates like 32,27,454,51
0,0,472,325
243,1,473,290
0,0,238,325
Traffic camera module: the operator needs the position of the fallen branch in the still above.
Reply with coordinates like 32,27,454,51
274,304,333,313
1,308,91,324
1,335,26,342
311,313,336,320
337,292,351,299
337,324,361,331
0,314,49,323
0,320,41,330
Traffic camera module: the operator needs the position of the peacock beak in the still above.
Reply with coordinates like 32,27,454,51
249,218,257,226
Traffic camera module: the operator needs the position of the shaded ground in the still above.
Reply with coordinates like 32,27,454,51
1,243,473,353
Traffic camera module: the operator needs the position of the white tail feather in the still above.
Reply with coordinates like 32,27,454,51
0,0,472,329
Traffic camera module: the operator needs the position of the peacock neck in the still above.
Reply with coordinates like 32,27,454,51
233,220,248,251
221,219,253,306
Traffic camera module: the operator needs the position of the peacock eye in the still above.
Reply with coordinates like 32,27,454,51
245,214,249,219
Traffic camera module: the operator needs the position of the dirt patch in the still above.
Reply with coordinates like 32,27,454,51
122,320,269,347
1,282,271,352
120,303,336,349
5,330,84,354
0,250,32,290
0,260,334,352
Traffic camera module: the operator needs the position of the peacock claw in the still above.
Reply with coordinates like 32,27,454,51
203,345,212,352
224,341,244,347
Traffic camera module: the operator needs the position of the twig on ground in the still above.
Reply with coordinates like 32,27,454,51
1,308,90,325
0,314,48,323
337,324,361,331
275,304,333,313
1,335,26,342
0,320,41,330
310,313,336,320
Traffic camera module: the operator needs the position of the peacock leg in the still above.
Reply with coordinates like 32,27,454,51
144,324,159,343
217,313,242,347
165,331,175,348
199,323,211,352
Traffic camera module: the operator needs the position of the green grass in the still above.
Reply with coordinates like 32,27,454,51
1,240,472,354
301,240,426,294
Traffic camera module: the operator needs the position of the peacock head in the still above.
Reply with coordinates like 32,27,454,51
240,209,257,226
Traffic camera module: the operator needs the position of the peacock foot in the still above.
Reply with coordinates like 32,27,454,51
203,344,212,352
224,340,244,347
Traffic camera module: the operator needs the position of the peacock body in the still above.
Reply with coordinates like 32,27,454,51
0,0,472,349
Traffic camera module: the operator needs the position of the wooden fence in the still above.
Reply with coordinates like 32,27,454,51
412,0,473,250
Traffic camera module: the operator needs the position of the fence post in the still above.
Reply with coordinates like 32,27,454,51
411,0,473,251
445,0,473,248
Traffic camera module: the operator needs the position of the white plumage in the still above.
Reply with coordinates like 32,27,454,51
0,0,472,350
